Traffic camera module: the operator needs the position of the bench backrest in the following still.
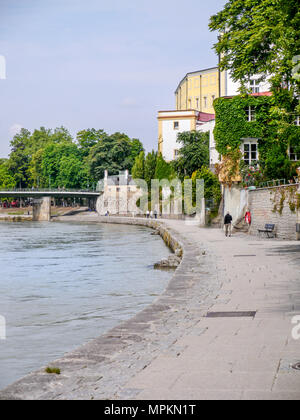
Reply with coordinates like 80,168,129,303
265,224,275,231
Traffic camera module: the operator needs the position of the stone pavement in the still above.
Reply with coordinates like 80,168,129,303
0,216,299,400
124,220,300,400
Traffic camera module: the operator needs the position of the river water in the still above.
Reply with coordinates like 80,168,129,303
0,221,172,389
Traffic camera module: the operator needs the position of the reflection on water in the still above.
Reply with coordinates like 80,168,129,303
0,222,171,389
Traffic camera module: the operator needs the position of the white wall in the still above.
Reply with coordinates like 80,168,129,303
225,72,271,96
162,119,191,162
197,120,220,167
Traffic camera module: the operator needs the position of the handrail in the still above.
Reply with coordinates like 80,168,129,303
0,188,100,193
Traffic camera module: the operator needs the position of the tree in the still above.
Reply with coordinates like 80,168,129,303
192,167,221,205
132,151,145,179
7,129,32,188
154,154,176,181
173,131,210,179
144,151,157,187
77,129,107,157
130,139,144,165
88,132,143,180
0,160,16,190
209,0,300,105
41,143,84,188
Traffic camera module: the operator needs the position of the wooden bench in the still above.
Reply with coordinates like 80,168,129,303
258,224,276,238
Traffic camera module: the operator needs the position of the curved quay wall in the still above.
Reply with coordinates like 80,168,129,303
0,216,220,400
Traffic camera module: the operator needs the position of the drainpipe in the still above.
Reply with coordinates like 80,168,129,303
200,75,202,112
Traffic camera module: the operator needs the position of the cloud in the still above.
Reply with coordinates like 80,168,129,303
120,97,139,108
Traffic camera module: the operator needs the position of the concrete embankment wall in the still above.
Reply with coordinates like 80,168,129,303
223,184,299,240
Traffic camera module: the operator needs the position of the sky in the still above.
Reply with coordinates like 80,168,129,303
0,0,226,157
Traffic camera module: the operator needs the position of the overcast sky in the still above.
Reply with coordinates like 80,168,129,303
0,0,226,157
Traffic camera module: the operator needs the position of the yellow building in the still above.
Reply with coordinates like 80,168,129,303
175,67,219,114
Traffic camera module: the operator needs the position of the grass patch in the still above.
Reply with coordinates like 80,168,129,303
7,211,25,215
45,367,61,375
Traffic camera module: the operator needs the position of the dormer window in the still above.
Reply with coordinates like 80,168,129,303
246,106,256,122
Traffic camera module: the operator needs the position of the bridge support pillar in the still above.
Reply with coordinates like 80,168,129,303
32,197,51,221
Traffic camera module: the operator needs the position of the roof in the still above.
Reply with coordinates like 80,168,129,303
221,91,272,99
197,112,215,122
175,66,219,94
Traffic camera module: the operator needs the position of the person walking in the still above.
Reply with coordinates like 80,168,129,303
224,212,233,237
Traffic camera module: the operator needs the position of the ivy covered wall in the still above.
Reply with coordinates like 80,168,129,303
213,95,300,181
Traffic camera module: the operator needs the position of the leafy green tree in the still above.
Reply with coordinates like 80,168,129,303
209,0,300,97
192,167,221,205
0,160,16,190
88,132,143,180
132,151,145,179
41,143,83,188
130,139,144,165
154,154,176,181
77,129,107,157
144,151,157,187
7,129,32,188
173,131,210,179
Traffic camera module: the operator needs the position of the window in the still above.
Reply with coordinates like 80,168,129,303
250,79,260,94
188,99,192,109
212,95,216,105
174,121,179,130
246,106,256,122
289,146,298,161
174,149,180,159
243,142,258,165
204,97,207,108
196,98,199,109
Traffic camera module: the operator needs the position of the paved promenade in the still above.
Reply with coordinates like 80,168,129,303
1,216,299,400
125,220,300,400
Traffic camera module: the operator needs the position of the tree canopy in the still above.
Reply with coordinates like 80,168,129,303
209,0,300,98
173,131,210,179
0,126,144,192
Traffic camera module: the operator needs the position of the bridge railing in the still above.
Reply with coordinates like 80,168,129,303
0,188,100,193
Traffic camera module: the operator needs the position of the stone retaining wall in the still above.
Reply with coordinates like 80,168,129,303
249,186,298,240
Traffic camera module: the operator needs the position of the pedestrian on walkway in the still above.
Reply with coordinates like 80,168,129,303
224,212,233,237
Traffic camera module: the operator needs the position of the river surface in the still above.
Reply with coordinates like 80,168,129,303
0,221,172,389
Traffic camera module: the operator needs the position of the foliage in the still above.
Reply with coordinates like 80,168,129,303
192,166,222,207
240,163,265,187
144,150,157,187
173,131,210,179
154,154,176,181
0,160,16,190
1,126,145,191
132,151,145,180
209,0,300,97
214,96,300,182
77,129,107,157
87,132,143,180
